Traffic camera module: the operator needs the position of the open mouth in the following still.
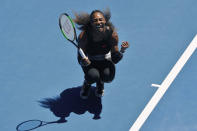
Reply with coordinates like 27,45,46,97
95,24,104,29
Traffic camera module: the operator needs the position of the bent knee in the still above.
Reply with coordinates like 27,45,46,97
102,68,114,83
85,68,100,83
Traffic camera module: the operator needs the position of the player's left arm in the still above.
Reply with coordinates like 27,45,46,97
110,31,129,64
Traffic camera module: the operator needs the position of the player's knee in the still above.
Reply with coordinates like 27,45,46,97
86,68,100,83
102,68,114,83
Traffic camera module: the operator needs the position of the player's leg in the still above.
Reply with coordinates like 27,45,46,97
95,81,104,97
95,61,115,97
80,67,100,99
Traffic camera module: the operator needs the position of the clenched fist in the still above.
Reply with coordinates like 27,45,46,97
81,57,91,66
120,41,129,53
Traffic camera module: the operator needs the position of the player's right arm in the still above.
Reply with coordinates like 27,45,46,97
77,31,91,66
78,31,87,51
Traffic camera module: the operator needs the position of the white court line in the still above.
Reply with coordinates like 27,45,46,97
130,35,197,131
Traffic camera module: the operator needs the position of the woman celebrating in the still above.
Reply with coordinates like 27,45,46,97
74,9,129,99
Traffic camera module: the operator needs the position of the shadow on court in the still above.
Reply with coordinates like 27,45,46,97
39,86,102,122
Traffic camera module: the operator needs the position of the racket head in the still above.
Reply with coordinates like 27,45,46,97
16,120,42,131
59,13,77,42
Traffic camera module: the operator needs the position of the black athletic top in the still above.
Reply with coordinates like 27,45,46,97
78,26,122,65
85,28,114,56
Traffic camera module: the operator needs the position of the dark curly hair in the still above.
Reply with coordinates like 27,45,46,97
73,9,115,31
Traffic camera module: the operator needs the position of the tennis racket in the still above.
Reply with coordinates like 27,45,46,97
59,13,86,59
16,119,66,131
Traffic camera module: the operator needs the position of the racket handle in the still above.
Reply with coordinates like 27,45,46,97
79,48,87,59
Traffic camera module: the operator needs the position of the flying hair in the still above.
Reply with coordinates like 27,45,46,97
73,8,115,31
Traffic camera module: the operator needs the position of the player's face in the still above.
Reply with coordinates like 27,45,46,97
91,12,106,33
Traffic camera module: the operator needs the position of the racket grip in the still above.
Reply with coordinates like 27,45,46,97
79,48,87,59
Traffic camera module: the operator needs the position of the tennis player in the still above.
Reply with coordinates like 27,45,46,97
74,9,129,99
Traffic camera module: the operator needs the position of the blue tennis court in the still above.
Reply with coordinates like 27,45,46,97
1,0,197,130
